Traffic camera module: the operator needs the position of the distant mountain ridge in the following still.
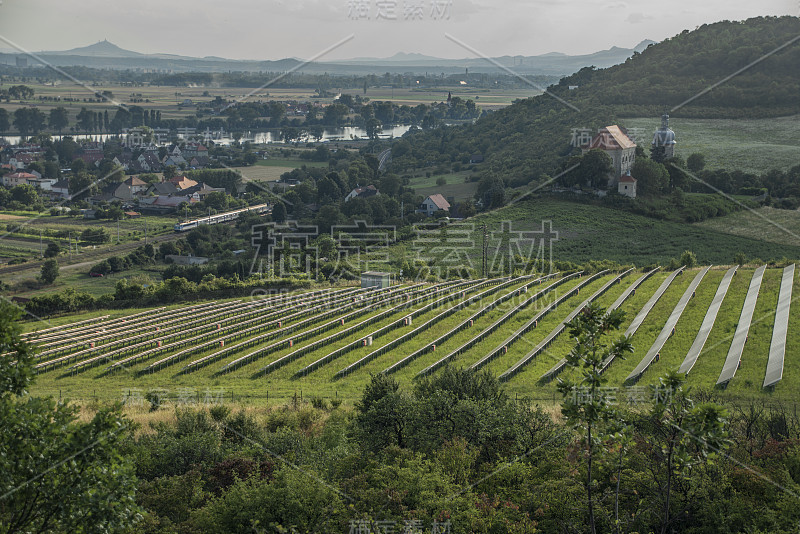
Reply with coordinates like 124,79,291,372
2,38,656,76
48,39,143,58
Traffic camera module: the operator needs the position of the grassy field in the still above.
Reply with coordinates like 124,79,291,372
695,206,800,248
418,197,800,267
408,171,479,202
622,116,800,174
23,265,800,408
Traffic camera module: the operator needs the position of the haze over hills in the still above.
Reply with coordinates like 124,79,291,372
47,39,143,58
0,38,656,75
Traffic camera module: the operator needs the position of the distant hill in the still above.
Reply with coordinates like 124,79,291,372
3,38,655,76
332,41,658,75
48,39,142,58
394,16,800,186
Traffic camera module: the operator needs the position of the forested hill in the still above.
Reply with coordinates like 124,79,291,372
553,16,800,119
392,16,800,187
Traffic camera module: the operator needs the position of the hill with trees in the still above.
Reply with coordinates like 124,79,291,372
391,16,800,188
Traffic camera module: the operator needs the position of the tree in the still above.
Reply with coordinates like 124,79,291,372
683,153,705,174
163,165,178,180
476,175,506,209
44,242,61,258
322,103,349,126
355,374,410,451
10,184,39,205
639,371,728,534
40,259,59,284
13,108,45,139
365,117,382,140
379,173,400,198
580,149,614,189
76,107,95,133
0,301,139,532
68,171,95,200
631,158,670,196
48,107,69,134
557,303,633,534
0,108,8,134
204,191,229,211
271,202,287,223
8,85,34,100
679,250,697,267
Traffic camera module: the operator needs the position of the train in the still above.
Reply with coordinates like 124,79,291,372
173,203,271,232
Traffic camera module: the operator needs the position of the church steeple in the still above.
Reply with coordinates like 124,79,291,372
652,111,676,160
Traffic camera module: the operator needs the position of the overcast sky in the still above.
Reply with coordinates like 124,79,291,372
0,0,796,60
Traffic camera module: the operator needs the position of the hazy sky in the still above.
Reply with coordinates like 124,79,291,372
0,0,796,60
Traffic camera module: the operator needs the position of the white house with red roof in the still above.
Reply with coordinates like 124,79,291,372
618,173,637,199
417,193,451,216
583,125,637,186
2,171,38,187
344,185,379,202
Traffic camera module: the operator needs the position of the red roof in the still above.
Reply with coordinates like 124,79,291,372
427,193,451,210
7,172,37,179
619,175,637,183
589,125,636,151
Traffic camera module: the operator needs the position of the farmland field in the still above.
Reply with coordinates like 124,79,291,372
0,212,176,263
622,115,800,174
694,206,800,248
408,171,479,202
398,197,800,266
24,264,800,408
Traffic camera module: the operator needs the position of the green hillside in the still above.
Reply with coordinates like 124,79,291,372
416,197,800,266
391,16,800,186
695,206,800,248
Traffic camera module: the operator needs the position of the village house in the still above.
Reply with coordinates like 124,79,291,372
162,154,187,168
169,175,198,190
184,182,226,201
345,185,379,202
123,176,149,195
582,125,637,187
182,143,209,159
136,152,162,172
147,181,180,196
2,171,38,187
417,193,451,216
50,179,71,200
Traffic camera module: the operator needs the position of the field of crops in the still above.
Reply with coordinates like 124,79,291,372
24,264,799,407
0,211,176,262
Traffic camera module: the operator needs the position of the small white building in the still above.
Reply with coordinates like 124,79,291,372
417,193,451,216
618,174,637,198
361,271,391,289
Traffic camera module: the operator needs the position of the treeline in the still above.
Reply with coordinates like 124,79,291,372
24,276,312,317
553,16,800,118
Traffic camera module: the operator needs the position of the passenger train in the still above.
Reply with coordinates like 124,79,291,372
173,203,270,232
